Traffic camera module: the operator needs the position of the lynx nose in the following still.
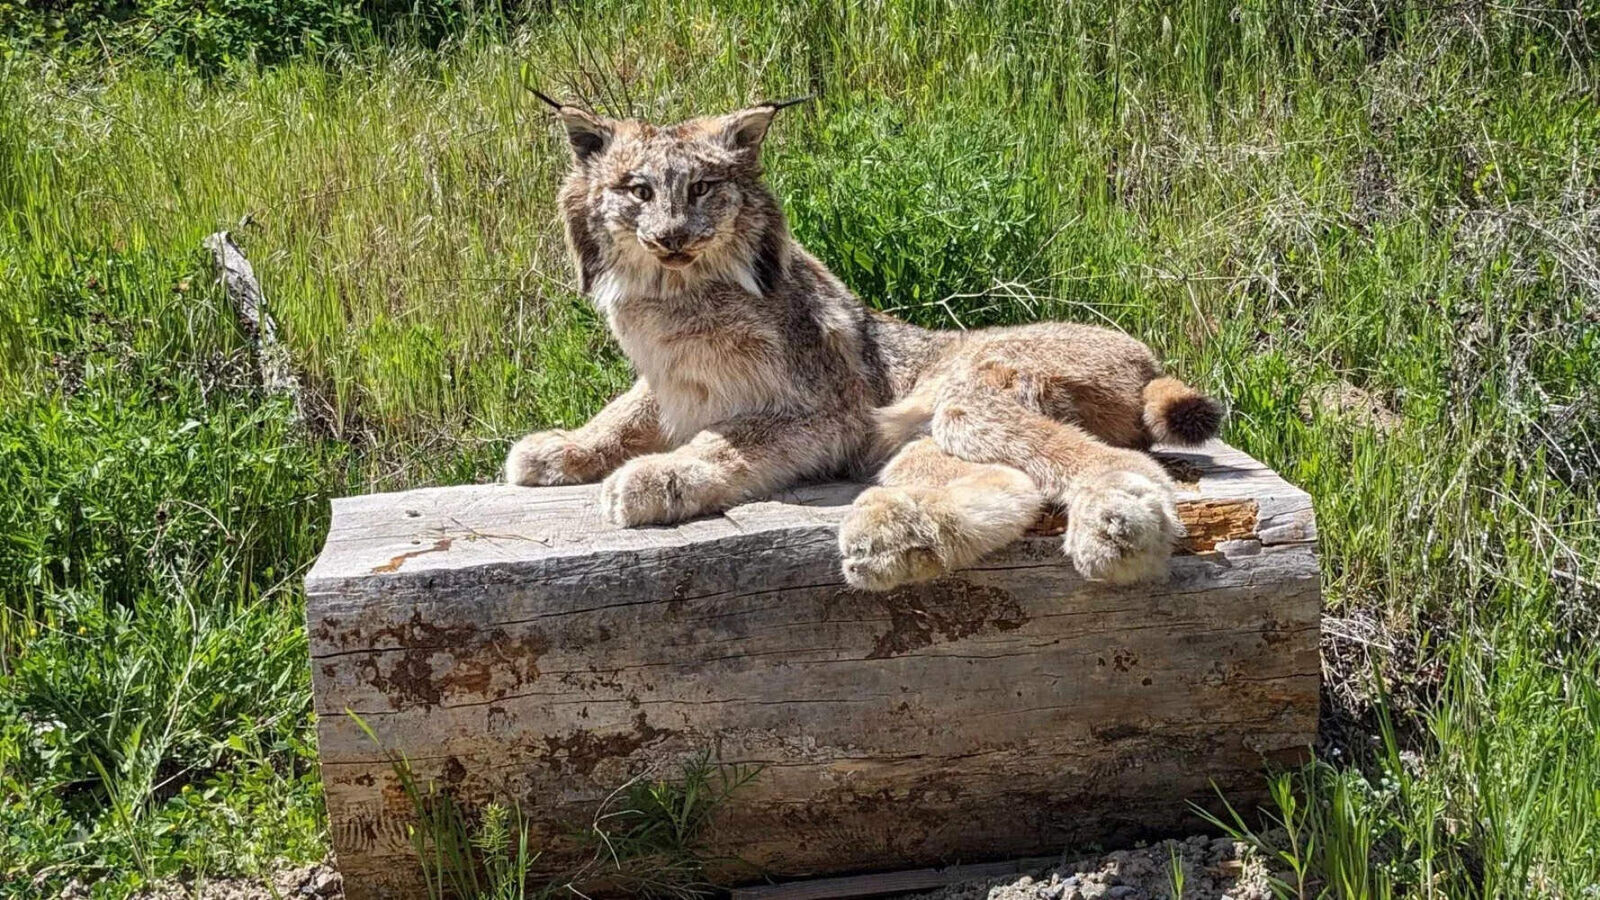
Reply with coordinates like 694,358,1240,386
644,232,690,253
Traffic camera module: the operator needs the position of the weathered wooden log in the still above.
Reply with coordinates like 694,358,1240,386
204,230,303,420
306,441,1320,899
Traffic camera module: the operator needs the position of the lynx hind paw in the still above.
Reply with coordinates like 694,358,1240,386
838,488,949,591
1064,469,1182,585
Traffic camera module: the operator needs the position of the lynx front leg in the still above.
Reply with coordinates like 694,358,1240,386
929,365,1183,584
839,438,1044,591
505,380,664,486
599,410,855,527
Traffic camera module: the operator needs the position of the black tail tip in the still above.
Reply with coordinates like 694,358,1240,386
1166,394,1224,445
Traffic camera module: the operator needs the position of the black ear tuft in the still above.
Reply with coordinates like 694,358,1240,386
710,97,811,154
721,108,775,151
761,94,814,112
534,94,613,163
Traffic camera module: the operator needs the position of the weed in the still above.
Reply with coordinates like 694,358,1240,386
1167,841,1187,900
358,708,755,900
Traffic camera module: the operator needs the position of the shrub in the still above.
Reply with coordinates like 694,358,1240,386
0,0,497,69
773,104,1060,328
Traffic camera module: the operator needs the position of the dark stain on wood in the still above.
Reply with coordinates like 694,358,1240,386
537,712,674,777
369,611,476,651
1259,614,1293,646
441,756,467,786
433,629,550,701
372,537,453,574
1155,454,1205,486
337,818,379,852
863,580,1028,659
361,650,442,709
1092,722,1146,742
357,618,549,710
381,776,410,815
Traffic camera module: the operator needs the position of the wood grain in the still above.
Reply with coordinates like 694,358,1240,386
305,441,1320,899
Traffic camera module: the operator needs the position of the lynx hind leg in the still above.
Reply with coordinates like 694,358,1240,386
839,438,1044,591
928,362,1183,584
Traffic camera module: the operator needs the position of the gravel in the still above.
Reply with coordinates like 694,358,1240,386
57,835,1273,900
59,862,345,900
904,835,1275,900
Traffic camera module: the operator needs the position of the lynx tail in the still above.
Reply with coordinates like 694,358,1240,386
1142,376,1223,446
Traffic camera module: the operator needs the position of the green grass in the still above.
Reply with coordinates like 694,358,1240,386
375,733,760,900
2,2,1598,897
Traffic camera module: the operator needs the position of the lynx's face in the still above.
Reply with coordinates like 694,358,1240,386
545,97,801,299
591,131,748,271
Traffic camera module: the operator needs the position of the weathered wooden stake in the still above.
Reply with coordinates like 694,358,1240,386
204,230,302,419
305,441,1320,899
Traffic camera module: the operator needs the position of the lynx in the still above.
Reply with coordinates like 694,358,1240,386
506,95,1222,588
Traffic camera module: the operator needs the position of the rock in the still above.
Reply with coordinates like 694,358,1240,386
302,865,342,897
1299,380,1401,434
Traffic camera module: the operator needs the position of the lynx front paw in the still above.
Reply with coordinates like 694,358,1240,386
1064,469,1182,585
505,431,599,486
838,488,949,591
599,455,717,527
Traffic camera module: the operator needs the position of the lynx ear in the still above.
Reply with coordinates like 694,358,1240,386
713,95,812,153
532,90,613,162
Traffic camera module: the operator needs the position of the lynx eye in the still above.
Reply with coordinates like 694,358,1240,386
688,179,717,200
629,183,654,202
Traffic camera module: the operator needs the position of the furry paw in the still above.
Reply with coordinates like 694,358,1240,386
838,487,949,591
1063,468,1182,584
599,454,716,527
505,431,599,486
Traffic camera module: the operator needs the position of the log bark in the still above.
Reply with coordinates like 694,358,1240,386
305,441,1320,899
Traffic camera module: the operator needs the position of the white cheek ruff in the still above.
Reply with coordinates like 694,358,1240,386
590,232,763,307
730,261,761,297
591,269,627,314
